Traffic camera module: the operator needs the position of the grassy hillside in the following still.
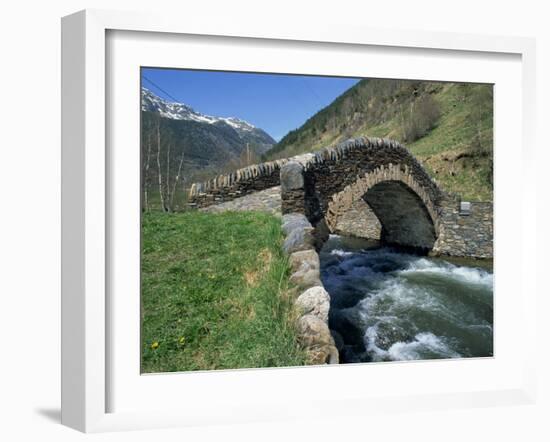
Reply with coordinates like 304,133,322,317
265,79,493,201
141,211,307,372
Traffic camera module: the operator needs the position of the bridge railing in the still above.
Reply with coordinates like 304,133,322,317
187,159,289,208
187,136,442,209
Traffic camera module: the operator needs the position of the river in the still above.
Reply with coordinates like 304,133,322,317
320,235,494,363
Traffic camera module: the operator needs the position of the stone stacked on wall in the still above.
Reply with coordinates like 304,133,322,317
188,159,289,208
432,195,493,259
281,213,339,365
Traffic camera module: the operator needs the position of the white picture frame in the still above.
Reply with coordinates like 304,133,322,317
61,9,537,433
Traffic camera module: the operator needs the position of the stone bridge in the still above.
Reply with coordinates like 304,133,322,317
189,137,493,258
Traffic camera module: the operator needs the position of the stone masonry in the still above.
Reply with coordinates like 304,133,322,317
188,159,288,209
432,195,493,258
190,136,493,259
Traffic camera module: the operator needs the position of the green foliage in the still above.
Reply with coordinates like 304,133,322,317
264,79,493,201
141,211,307,372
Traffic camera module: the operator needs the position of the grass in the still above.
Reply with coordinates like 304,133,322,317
141,210,307,373
348,84,493,200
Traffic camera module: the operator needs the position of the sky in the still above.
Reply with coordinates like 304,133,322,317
141,68,360,141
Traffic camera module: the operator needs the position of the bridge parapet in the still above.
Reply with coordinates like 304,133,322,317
188,158,289,208
188,137,441,209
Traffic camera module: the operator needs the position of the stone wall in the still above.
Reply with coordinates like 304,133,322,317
432,196,493,259
187,159,289,208
280,213,339,365
333,198,381,240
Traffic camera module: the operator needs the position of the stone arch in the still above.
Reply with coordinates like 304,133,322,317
280,137,443,252
325,164,439,250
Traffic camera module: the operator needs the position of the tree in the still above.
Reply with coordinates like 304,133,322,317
165,142,171,211
169,147,185,210
399,95,441,142
156,121,166,212
143,133,152,211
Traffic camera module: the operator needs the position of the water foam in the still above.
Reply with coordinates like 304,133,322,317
365,326,460,361
331,249,354,257
402,258,493,288
321,243,494,363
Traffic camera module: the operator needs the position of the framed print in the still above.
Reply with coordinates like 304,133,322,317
61,9,537,432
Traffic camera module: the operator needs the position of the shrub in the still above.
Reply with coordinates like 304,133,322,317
400,95,441,142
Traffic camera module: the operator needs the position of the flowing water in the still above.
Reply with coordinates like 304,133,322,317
320,235,493,363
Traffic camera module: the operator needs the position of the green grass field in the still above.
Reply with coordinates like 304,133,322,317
141,210,307,373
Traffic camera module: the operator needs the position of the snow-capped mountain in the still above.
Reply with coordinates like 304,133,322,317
141,88,274,152
141,87,277,183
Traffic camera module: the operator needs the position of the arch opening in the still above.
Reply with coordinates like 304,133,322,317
362,180,436,252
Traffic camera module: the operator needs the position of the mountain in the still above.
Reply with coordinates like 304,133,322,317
264,79,493,201
141,88,275,154
140,88,277,210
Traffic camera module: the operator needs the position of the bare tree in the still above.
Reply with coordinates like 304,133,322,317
165,142,171,212
143,133,152,211
170,147,185,210
156,121,166,211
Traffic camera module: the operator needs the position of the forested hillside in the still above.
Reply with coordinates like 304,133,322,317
265,79,493,201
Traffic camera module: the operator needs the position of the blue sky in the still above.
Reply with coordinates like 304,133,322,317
141,68,360,141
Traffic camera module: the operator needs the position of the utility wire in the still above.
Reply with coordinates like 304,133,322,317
299,77,324,109
142,74,181,103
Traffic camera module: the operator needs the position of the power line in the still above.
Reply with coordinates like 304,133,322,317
142,74,181,103
299,77,324,109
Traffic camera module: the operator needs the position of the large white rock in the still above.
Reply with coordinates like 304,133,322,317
280,161,304,191
295,286,330,323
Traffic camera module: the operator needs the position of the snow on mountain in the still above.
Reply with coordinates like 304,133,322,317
141,87,257,133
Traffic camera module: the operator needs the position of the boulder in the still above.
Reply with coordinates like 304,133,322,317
280,161,304,191
307,344,339,365
281,213,311,236
295,286,330,323
327,345,339,364
288,249,322,290
297,314,334,348
282,226,315,255
289,249,319,273
290,270,321,291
